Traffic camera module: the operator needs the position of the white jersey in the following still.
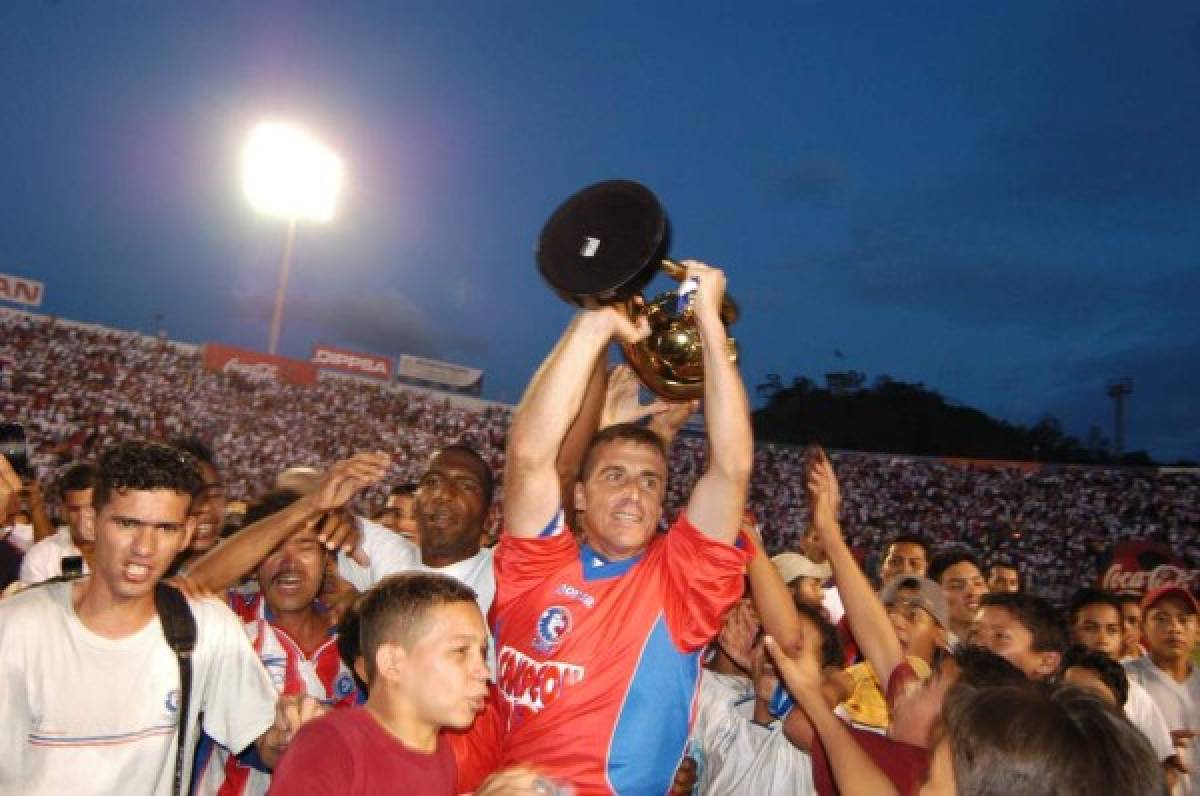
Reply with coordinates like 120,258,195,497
1125,656,1200,796
19,527,88,584
1125,679,1176,763
0,581,277,796
690,670,816,795
338,517,495,611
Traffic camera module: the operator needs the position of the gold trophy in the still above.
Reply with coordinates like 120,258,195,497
536,180,738,401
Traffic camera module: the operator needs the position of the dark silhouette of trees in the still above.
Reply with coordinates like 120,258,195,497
752,373,1156,465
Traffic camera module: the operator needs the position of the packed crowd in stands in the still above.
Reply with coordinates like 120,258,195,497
1,287,1197,796
3,310,1195,606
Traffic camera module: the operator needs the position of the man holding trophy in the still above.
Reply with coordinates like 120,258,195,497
484,181,755,794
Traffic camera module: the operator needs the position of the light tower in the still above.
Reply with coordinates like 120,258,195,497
1105,378,1133,458
241,121,344,355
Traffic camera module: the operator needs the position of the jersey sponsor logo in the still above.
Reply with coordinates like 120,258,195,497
533,605,573,653
497,646,584,713
554,583,595,609
165,688,180,714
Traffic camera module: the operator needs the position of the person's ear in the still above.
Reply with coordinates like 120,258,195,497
573,482,587,513
375,641,408,683
80,506,97,544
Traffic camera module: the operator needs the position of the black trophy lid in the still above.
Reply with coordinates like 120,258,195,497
536,180,668,303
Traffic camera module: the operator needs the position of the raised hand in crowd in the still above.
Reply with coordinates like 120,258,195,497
600,363,670,430
182,452,390,593
0,454,20,529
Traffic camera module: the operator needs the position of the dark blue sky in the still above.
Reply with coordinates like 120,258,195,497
1,2,1196,461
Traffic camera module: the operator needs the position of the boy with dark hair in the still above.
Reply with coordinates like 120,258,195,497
270,573,543,795
1061,645,1129,706
976,591,1067,680
1064,588,1178,783
927,547,987,646
0,440,316,794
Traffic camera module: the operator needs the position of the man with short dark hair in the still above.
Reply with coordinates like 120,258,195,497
1124,587,1200,796
171,437,226,568
188,468,385,796
1065,588,1176,776
984,561,1021,593
0,441,318,794
19,461,97,583
494,263,753,793
877,534,929,584
928,548,988,646
1116,592,1146,662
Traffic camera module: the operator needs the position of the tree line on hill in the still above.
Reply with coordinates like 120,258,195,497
750,371,1169,466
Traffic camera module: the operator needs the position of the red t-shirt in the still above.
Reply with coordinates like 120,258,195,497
810,662,930,796
270,707,457,795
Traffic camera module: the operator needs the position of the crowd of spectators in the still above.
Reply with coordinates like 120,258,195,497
2,309,1196,606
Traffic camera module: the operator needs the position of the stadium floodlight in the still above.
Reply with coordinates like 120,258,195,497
241,121,344,354
242,122,343,222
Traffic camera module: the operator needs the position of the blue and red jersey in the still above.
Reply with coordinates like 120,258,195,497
481,512,749,795
193,591,361,796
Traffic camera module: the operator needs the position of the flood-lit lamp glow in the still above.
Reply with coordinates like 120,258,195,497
241,121,344,354
242,122,343,222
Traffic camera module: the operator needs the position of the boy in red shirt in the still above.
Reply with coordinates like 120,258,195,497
271,573,542,795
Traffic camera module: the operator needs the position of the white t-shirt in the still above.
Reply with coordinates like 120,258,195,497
1125,656,1200,796
0,581,278,795
338,517,495,618
1125,679,1176,762
18,527,88,584
690,670,816,796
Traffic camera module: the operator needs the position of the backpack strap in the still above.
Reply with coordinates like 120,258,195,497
155,582,197,796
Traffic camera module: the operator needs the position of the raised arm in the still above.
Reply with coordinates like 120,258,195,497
808,448,905,686
25,480,54,543
184,453,390,592
766,632,900,796
504,309,647,538
743,513,807,656
683,262,754,542
555,354,608,517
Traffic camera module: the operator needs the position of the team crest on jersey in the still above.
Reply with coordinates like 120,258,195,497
533,605,573,653
334,672,357,698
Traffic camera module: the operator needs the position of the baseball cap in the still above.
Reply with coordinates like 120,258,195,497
879,575,949,629
1141,586,1199,615
771,552,832,584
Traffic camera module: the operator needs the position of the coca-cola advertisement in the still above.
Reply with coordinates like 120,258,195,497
311,344,392,381
202,343,317,386
1098,540,1198,598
